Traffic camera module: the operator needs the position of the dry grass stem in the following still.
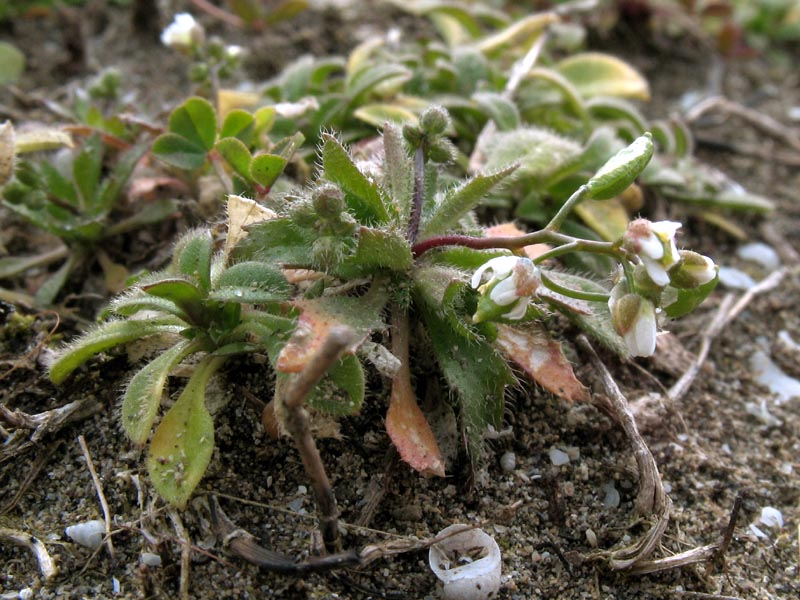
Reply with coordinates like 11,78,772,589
167,508,191,600
0,527,58,582
78,434,115,560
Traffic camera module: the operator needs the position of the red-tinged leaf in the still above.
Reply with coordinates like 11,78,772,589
276,295,385,373
484,222,551,261
386,368,445,477
495,324,589,402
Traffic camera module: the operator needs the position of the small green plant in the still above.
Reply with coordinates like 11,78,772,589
50,107,718,511
0,125,176,304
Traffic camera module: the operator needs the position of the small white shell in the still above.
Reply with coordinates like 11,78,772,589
429,524,502,600
65,519,105,550
141,552,163,567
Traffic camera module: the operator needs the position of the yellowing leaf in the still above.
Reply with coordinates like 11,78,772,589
386,358,445,477
14,128,73,154
557,52,650,101
217,89,260,117
573,197,629,241
495,324,589,402
484,222,551,261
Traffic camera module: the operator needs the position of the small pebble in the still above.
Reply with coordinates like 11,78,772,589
19,589,33,600
601,482,620,509
549,447,570,466
750,349,800,404
500,451,516,473
585,528,598,548
141,552,162,568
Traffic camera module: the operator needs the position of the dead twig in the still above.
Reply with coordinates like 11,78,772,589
77,435,115,560
208,496,360,573
0,398,103,463
686,95,800,153
0,527,58,582
708,492,743,576
577,335,671,570
276,325,358,553
168,509,191,600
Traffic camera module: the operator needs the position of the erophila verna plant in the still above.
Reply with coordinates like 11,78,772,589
48,106,718,507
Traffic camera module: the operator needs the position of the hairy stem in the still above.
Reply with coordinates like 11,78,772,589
407,145,425,243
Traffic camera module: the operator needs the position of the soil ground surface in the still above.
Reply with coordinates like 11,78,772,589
1,3,799,599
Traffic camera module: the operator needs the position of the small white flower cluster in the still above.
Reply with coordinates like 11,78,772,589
610,218,717,357
161,13,205,53
470,256,540,322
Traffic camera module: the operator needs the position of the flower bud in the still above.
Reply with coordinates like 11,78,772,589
419,105,450,137
609,290,657,357
623,218,681,287
402,123,423,147
426,138,457,164
312,183,345,218
471,256,540,323
161,13,205,53
669,250,717,289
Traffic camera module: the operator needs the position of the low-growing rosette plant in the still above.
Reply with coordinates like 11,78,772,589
49,107,717,528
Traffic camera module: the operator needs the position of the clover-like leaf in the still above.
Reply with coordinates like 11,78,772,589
250,153,288,188
220,109,255,144
216,137,253,179
168,97,217,151
152,133,208,170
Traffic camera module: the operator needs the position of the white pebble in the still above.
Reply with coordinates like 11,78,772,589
140,552,162,567
112,577,120,594
601,482,620,508
759,506,784,529
18,589,33,600
745,399,782,427
750,349,800,404
717,266,757,290
585,528,598,547
549,447,570,466
500,451,516,473
736,242,780,270
65,519,105,550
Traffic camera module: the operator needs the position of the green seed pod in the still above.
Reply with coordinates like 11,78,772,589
587,132,654,201
419,105,450,137
312,183,345,218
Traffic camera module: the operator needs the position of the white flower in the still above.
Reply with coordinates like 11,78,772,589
225,45,243,59
471,256,540,322
161,13,204,52
623,219,681,287
609,287,658,357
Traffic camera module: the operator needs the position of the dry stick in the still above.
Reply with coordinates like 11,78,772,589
708,492,743,577
577,335,671,570
168,509,191,600
77,435,115,561
685,95,800,153
279,325,358,553
668,267,788,404
0,528,58,582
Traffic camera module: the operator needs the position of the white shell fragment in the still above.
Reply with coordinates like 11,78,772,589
736,242,780,270
750,348,800,404
759,506,784,529
429,524,502,600
717,266,757,290
500,451,516,473
601,482,621,509
65,519,105,550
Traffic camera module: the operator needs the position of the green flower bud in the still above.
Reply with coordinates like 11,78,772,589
608,289,657,357
312,183,345,218
402,123,423,147
419,105,450,137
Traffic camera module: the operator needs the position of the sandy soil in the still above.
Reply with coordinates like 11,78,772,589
1,4,798,599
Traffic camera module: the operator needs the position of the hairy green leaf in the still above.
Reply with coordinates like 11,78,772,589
308,354,365,415
210,261,291,303
419,164,517,238
147,356,224,507
123,339,198,445
49,318,185,384
172,229,213,290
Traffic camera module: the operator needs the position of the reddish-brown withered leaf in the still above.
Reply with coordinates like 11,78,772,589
495,324,589,402
386,370,446,477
